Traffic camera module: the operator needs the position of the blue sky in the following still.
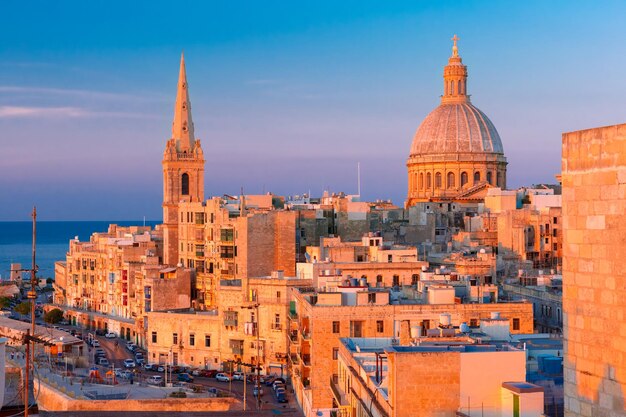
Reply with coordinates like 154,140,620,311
1,1,625,220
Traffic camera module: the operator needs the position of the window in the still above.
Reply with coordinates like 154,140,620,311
189,334,195,346
458,80,462,95
470,319,478,327
205,335,211,347
474,171,481,183
368,293,377,303
512,318,520,331
411,274,419,285
276,291,281,302
220,229,234,242
350,321,363,338
181,173,189,195
553,243,558,251
435,172,442,189
376,275,383,286
274,314,281,330
173,333,178,345
376,320,384,333
151,332,157,343
419,173,424,189
447,172,455,188
332,348,339,360
461,171,468,186
392,275,400,287
553,217,558,224
332,321,340,334
487,171,493,185
426,173,432,188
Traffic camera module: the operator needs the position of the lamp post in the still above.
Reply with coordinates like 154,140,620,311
241,303,261,410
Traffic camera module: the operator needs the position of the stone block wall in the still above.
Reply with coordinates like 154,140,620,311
562,123,626,417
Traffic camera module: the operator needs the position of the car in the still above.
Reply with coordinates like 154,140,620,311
201,369,218,378
123,359,136,368
177,373,194,383
275,387,286,398
143,363,155,371
135,357,145,366
105,332,117,339
156,365,166,373
94,347,105,355
98,358,110,366
232,372,244,381
215,373,231,382
273,381,285,391
253,387,264,397
126,342,137,352
276,391,287,403
146,375,163,386
91,340,100,348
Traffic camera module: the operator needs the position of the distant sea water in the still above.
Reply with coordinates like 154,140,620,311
0,221,159,280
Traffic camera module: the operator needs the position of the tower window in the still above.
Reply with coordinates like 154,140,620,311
181,173,189,195
487,171,493,185
474,171,481,183
426,173,432,189
419,173,424,190
450,81,454,95
447,172,455,188
461,172,468,187
458,80,462,95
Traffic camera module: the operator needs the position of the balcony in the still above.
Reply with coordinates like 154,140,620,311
289,310,298,320
298,351,311,367
289,331,299,343
290,353,300,365
330,375,349,407
300,328,311,340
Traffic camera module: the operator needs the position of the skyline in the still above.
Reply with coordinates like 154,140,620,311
2,1,626,220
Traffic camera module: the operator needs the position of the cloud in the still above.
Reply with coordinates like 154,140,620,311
0,85,166,102
0,105,158,119
0,106,86,118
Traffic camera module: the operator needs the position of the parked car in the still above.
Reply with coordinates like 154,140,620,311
215,373,231,382
253,387,264,397
123,359,136,368
156,365,166,373
232,372,244,381
276,391,287,403
105,332,117,339
143,363,155,371
272,381,285,391
146,375,163,386
177,373,194,383
91,339,100,348
98,358,110,366
201,369,218,378
135,357,145,366
126,342,137,352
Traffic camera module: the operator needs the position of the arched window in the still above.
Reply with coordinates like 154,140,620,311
487,171,493,185
458,80,462,95
461,171,468,187
435,172,442,189
450,81,454,95
497,172,502,187
181,173,190,195
414,172,418,191
419,173,424,190
474,171,481,183
447,172,455,188
426,173,432,189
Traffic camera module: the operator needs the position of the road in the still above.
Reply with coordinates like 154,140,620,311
66,330,294,409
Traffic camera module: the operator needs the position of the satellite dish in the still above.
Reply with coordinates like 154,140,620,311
317,412,324,417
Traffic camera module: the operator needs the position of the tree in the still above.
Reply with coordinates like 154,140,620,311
14,301,32,316
44,308,64,324
0,297,11,309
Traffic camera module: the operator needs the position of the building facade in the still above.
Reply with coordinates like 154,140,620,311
562,123,626,417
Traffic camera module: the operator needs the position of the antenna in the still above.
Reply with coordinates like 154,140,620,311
357,162,361,197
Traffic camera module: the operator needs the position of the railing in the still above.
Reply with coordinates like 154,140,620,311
330,375,349,406
289,331,299,343
289,310,298,320
290,353,300,365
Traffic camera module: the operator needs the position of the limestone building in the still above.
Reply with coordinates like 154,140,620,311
162,53,205,265
562,123,626,417
406,36,507,207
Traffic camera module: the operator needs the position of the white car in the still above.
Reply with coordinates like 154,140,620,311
123,359,136,368
105,332,117,339
146,375,163,386
215,373,231,382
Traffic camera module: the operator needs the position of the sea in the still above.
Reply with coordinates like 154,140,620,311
0,221,159,280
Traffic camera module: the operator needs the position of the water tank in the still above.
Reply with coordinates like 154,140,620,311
350,277,358,287
359,277,368,287
435,268,441,274
460,322,470,333
490,312,500,319
410,325,422,338
343,279,351,287
439,313,451,327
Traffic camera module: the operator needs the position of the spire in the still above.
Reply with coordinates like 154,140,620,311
171,52,195,152
441,35,469,104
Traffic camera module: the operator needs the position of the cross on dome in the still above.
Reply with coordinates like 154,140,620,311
451,34,460,57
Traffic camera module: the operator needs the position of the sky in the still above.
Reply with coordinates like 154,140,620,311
1,1,625,221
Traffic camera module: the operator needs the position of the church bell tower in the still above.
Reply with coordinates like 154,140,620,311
162,53,205,265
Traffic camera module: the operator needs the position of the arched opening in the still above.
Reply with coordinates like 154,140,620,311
461,172,468,187
426,173,432,189
419,173,424,190
181,173,189,195
447,172,455,188
474,171,481,183
458,80,462,95
450,81,454,95
487,171,493,185
435,172,442,189
497,172,502,187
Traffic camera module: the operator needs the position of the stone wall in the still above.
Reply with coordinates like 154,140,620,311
562,123,626,417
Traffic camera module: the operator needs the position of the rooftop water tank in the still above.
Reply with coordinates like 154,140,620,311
439,313,451,327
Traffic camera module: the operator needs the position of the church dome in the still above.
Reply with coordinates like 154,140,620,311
409,102,504,156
